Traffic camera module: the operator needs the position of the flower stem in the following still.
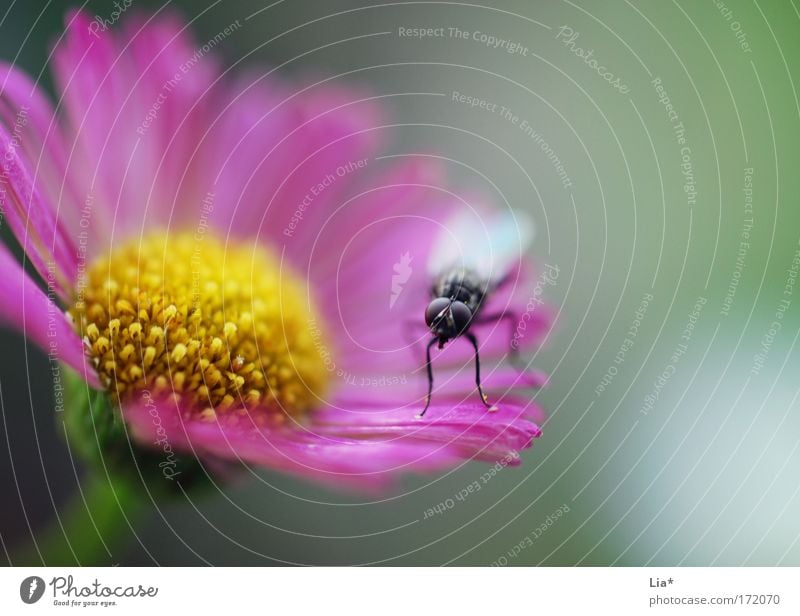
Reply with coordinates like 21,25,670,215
12,471,145,566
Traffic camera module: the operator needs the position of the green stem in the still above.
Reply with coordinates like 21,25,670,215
12,471,145,566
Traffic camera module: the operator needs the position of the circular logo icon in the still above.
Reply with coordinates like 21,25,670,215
20,576,45,604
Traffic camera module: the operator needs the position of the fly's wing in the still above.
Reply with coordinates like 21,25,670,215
427,208,534,285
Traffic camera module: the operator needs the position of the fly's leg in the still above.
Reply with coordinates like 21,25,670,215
474,311,528,374
402,319,430,366
416,338,438,418
465,331,498,412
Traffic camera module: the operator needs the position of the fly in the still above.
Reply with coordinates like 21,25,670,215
417,209,534,418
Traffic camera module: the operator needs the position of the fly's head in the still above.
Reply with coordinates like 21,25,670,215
425,297,473,347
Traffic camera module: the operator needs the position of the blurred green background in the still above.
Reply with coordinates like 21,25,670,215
1,0,799,565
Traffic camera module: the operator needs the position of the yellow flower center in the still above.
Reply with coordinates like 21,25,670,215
71,231,328,424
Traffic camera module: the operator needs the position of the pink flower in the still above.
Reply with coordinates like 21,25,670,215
0,10,550,490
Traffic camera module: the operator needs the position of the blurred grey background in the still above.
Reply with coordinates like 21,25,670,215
1,0,799,565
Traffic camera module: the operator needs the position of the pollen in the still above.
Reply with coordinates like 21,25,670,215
71,232,329,421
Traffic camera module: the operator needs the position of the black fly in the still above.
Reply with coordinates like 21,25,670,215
418,267,499,417
415,209,534,418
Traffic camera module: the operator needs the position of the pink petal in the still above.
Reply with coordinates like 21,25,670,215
275,83,383,258
0,67,79,297
314,398,541,464
331,366,548,412
122,397,460,490
0,61,84,239
121,393,539,491
199,76,308,233
299,160,458,375
207,78,383,252
0,242,97,386
306,158,449,298
51,10,219,242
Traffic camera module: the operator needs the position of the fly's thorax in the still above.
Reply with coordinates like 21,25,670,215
433,267,488,314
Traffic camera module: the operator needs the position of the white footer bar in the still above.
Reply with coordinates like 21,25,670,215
1,567,797,614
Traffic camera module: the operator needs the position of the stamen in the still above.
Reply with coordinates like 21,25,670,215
71,232,329,421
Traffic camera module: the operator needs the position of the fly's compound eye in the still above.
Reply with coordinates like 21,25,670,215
450,301,473,333
425,297,451,327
